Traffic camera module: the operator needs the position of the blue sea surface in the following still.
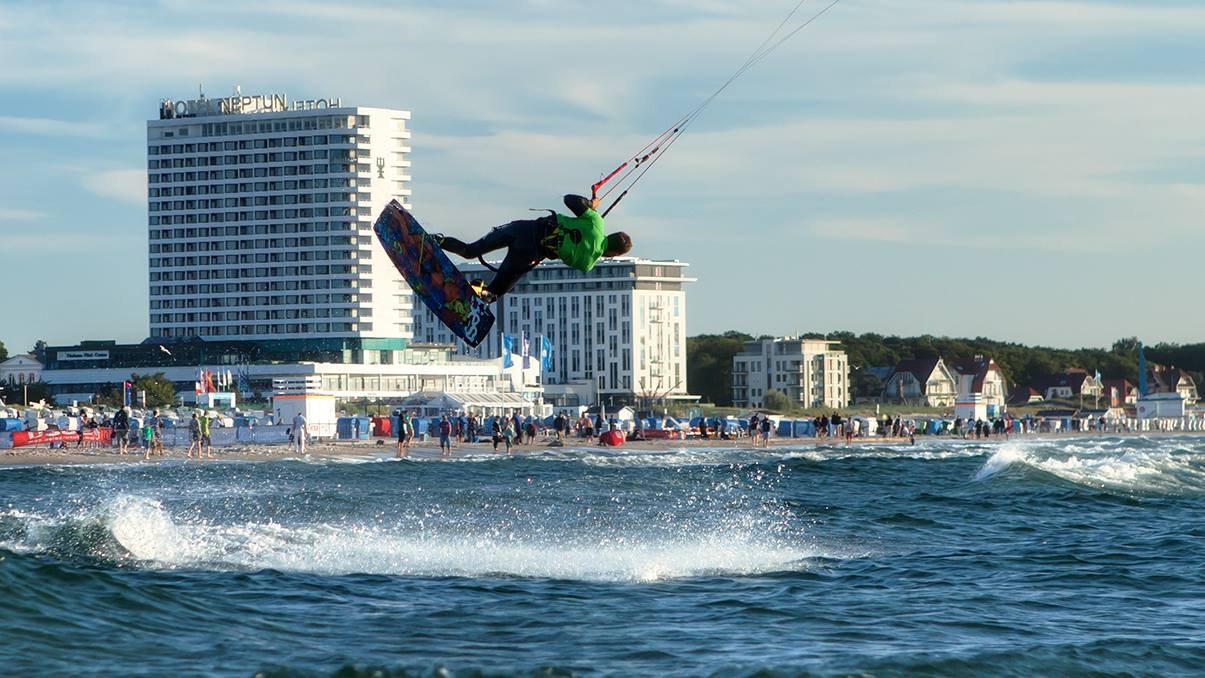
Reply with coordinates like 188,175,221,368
3,435,1205,676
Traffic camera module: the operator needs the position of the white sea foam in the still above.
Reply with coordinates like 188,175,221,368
4,494,846,583
974,439,1205,495
107,495,206,562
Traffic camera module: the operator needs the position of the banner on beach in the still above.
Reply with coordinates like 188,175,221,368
11,428,113,449
540,335,553,372
502,335,514,369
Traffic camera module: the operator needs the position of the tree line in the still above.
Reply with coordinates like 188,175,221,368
687,332,1205,406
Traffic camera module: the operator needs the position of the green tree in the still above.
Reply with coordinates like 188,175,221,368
686,331,753,406
762,389,791,412
131,372,178,409
0,339,7,362
851,370,884,400
93,384,126,409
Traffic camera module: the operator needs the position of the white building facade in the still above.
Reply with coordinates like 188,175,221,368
39,342,543,408
732,338,849,409
412,258,694,406
147,91,413,346
0,355,43,386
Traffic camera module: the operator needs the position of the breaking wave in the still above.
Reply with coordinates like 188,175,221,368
974,437,1205,496
0,494,844,583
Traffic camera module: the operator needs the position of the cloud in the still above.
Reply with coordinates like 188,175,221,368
0,208,47,222
806,218,913,243
80,169,146,205
0,116,106,138
0,232,114,249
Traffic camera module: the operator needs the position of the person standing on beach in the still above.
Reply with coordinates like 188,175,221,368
491,416,503,452
438,415,452,456
199,411,213,458
760,415,772,448
76,412,88,449
395,410,409,458
142,419,155,460
150,410,166,456
186,412,201,459
292,412,308,454
112,407,130,454
511,411,524,446
749,413,760,445
501,417,516,455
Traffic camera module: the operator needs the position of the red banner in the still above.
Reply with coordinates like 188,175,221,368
11,428,113,449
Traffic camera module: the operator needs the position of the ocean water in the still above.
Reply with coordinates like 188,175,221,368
3,436,1205,677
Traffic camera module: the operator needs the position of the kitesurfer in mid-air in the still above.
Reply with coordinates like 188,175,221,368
437,194,632,302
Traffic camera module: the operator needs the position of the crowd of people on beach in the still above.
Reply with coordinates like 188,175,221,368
16,400,1170,462
58,406,209,460
392,409,623,458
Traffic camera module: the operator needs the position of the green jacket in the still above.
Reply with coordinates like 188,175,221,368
549,195,606,272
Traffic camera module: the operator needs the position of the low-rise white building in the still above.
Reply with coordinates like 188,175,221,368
38,340,541,407
732,338,849,409
950,356,1009,416
881,358,958,407
0,355,43,386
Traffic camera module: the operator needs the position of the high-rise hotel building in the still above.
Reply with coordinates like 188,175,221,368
146,91,413,363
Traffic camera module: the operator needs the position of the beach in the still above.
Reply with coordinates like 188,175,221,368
0,432,995,466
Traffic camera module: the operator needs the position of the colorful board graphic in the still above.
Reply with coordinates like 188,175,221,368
373,200,495,347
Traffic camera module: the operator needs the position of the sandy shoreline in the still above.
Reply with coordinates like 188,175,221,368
2,431,1199,467
0,435,920,466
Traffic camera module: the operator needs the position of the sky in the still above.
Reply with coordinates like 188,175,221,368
1,0,1203,356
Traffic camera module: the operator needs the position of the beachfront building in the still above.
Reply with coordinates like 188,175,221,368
731,338,849,409
950,356,1009,416
1007,386,1044,406
148,89,414,359
0,355,43,386
1031,368,1104,404
880,358,958,408
36,339,544,408
1147,363,1199,405
411,258,696,408
1102,379,1138,408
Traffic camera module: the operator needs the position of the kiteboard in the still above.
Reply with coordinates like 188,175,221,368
373,200,495,347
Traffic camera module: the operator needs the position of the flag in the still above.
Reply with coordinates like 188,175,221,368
502,335,514,368
541,335,553,372
122,381,132,407
522,331,530,369
205,370,216,393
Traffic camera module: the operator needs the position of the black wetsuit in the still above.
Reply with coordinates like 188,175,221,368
440,195,594,298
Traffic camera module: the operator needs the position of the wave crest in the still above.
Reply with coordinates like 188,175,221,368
974,439,1205,496
1,494,846,583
